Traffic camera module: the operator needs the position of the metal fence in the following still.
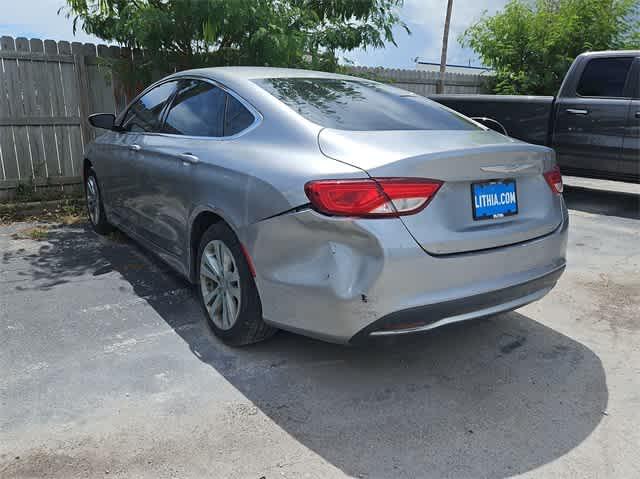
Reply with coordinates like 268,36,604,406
0,35,489,202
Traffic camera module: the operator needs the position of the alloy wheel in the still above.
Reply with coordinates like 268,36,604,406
200,240,242,330
86,176,100,225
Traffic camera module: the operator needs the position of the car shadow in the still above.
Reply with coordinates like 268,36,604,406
174,317,607,478
563,185,639,219
6,223,608,478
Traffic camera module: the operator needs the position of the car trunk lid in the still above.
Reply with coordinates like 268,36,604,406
318,129,564,255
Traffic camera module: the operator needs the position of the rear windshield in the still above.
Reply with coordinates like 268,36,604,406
253,77,479,131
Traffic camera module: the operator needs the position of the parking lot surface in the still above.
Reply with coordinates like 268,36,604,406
1,181,639,479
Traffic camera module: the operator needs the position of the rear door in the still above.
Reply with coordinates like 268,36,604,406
552,56,634,177
139,78,257,257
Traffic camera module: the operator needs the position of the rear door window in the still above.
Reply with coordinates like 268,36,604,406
121,81,177,132
253,77,479,131
577,57,634,98
224,94,255,136
162,80,226,137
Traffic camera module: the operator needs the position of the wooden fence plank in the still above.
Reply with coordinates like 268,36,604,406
66,42,88,175
29,38,60,179
91,44,118,115
106,45,128,112
57,40,81,177
16,37,47,179
43,40,66,177
80,43,97,142
0,37,19,181
1,36,30,181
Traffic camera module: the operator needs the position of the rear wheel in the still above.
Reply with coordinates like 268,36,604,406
197,223,276,346
85,169,113,235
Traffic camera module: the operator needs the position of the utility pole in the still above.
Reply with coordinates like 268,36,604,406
437,0,454,94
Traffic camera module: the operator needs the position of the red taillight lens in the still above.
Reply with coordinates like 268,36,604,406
304,178,442,217
543,165,563,194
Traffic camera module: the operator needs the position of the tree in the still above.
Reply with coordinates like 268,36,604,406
460,0,640,95
63,0,409,78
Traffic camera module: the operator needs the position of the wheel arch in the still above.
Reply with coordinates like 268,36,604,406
188,206,241,283
82,158,92,182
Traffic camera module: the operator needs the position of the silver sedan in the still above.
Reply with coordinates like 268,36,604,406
85,67,568,345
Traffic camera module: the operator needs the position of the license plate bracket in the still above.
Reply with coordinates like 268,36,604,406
471,179,518,220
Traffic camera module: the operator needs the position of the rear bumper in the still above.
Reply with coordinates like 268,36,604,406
350,265,564,343
242,202,568,344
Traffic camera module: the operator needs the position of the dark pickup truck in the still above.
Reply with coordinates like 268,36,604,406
430,51,640,182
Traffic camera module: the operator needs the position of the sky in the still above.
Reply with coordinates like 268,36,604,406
0,0,508,69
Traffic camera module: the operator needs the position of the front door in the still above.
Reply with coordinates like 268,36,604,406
115,81,178,230
552,56,634,178
92,129,138,223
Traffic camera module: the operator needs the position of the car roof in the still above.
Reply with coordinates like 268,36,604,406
578,50,640,58
172,66,356,81
163,66,388,112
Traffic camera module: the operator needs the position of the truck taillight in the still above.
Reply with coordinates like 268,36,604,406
304,178,442,217
543,165,563,194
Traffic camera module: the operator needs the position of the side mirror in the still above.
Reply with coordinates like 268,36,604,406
88,113,117,130
471,117,508,136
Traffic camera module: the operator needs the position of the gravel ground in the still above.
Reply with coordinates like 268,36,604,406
1,180,639,479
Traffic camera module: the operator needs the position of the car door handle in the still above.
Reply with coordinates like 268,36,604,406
179,153,200,164
566,109,589,115
129,144,142,152
635,111,640,119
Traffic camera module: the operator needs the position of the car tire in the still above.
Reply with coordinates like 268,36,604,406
85,169,113,235
196,223,276,346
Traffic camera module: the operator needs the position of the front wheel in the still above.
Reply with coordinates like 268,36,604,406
197,223,276,346
85,169,113,235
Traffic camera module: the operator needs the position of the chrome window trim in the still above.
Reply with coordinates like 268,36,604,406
116,75,263,141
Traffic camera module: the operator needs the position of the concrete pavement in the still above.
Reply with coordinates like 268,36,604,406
1,182,638,478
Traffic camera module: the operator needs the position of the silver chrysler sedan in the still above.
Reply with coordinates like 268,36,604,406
85,67,568,346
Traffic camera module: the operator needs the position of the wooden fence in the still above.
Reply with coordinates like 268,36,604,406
0,36,131,201
347,66,488,95
0,35,488,202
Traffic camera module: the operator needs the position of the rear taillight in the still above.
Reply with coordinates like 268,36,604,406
543,165,563,194
304,178,442,218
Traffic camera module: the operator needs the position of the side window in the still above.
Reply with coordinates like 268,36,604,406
121,81,177,132
224,94,255,136
577,57,634,98
162,80,225,136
